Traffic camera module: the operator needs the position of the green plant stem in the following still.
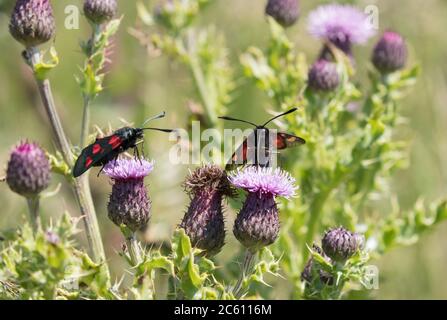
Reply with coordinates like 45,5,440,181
189,55,217,127
233,250,256,299
302,189,331,262
80,96,91,148
80,24,102,148
126,233,143,266
26,196,41,234
29,48,109,281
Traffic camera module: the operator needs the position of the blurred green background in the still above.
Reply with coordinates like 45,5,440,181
0,0,446,299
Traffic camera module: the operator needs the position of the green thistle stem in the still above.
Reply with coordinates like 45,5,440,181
233,250,256,299
189,54,217,127
125,232,143,266
26,196,41,234
28,48,110,281
80,24,102,147
80,96,91,148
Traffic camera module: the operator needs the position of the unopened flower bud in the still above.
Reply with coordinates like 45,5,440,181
84,0,117,25
6,141,50,198
322,227,360,262
372,31,407,74
308,59,340,92
265,0,299,28
301,245,334,285
104,158,153,232
9,0,55,47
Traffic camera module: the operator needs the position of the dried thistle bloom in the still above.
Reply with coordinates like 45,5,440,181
307,4,375,60
104,158,153,232
6,141,51,198
308,59,340,92
180,164,235,256
84,0,117,25
265,0,299,28
322,227,360,263
229,166,297,252
9,0,55,47
301,245,334,285
372,31,407,74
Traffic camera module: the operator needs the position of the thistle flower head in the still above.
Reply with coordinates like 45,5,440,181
9,0,55,47
104,158,152,232
322,227,360,262
308,4,375,58
184,163,235,197
265,0,300,28
84,0,117,25
233,192,279,252
6,141,50,198
372,30,407,74
230,166,297,252
308,4,375,45
308,59,340,92
180,164,235,256
229,166,297,198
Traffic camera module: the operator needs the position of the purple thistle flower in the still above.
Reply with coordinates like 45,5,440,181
180,164,235,256
230,166,297,252
229,166,297,198
307,4,375,59
308,59,340,92
265,0,300,28
6,141,50,198
84,0,117,25
104,158,153,232
372,31,407,74
9,0,55,48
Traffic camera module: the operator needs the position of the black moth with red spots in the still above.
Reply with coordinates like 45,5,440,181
73,113,173,178
219,108,306,170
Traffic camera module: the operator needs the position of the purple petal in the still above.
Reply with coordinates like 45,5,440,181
307,4,376,45
103,158,154,180
229,166,298,198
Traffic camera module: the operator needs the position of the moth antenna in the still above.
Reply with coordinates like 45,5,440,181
141,111,166,127
218,116,258,127
262,108,298,127
142,127,175,133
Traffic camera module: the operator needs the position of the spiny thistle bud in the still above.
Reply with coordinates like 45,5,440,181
84,0,117,25
308,59,340,92
180,164,235,256
265,0,299,28
301,245,333,285
6,141,50,198
230,166,297,252
9,0,55,48
372,31,407,74
104,158,153,232
322,227,360,263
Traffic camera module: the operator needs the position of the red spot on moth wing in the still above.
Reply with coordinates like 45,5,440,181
275,135,287,150
85,156,93,168
108,135,122,149
92,144,102,154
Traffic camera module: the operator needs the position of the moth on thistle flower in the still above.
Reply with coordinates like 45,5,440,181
219,108,306,170
73,112,175,177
